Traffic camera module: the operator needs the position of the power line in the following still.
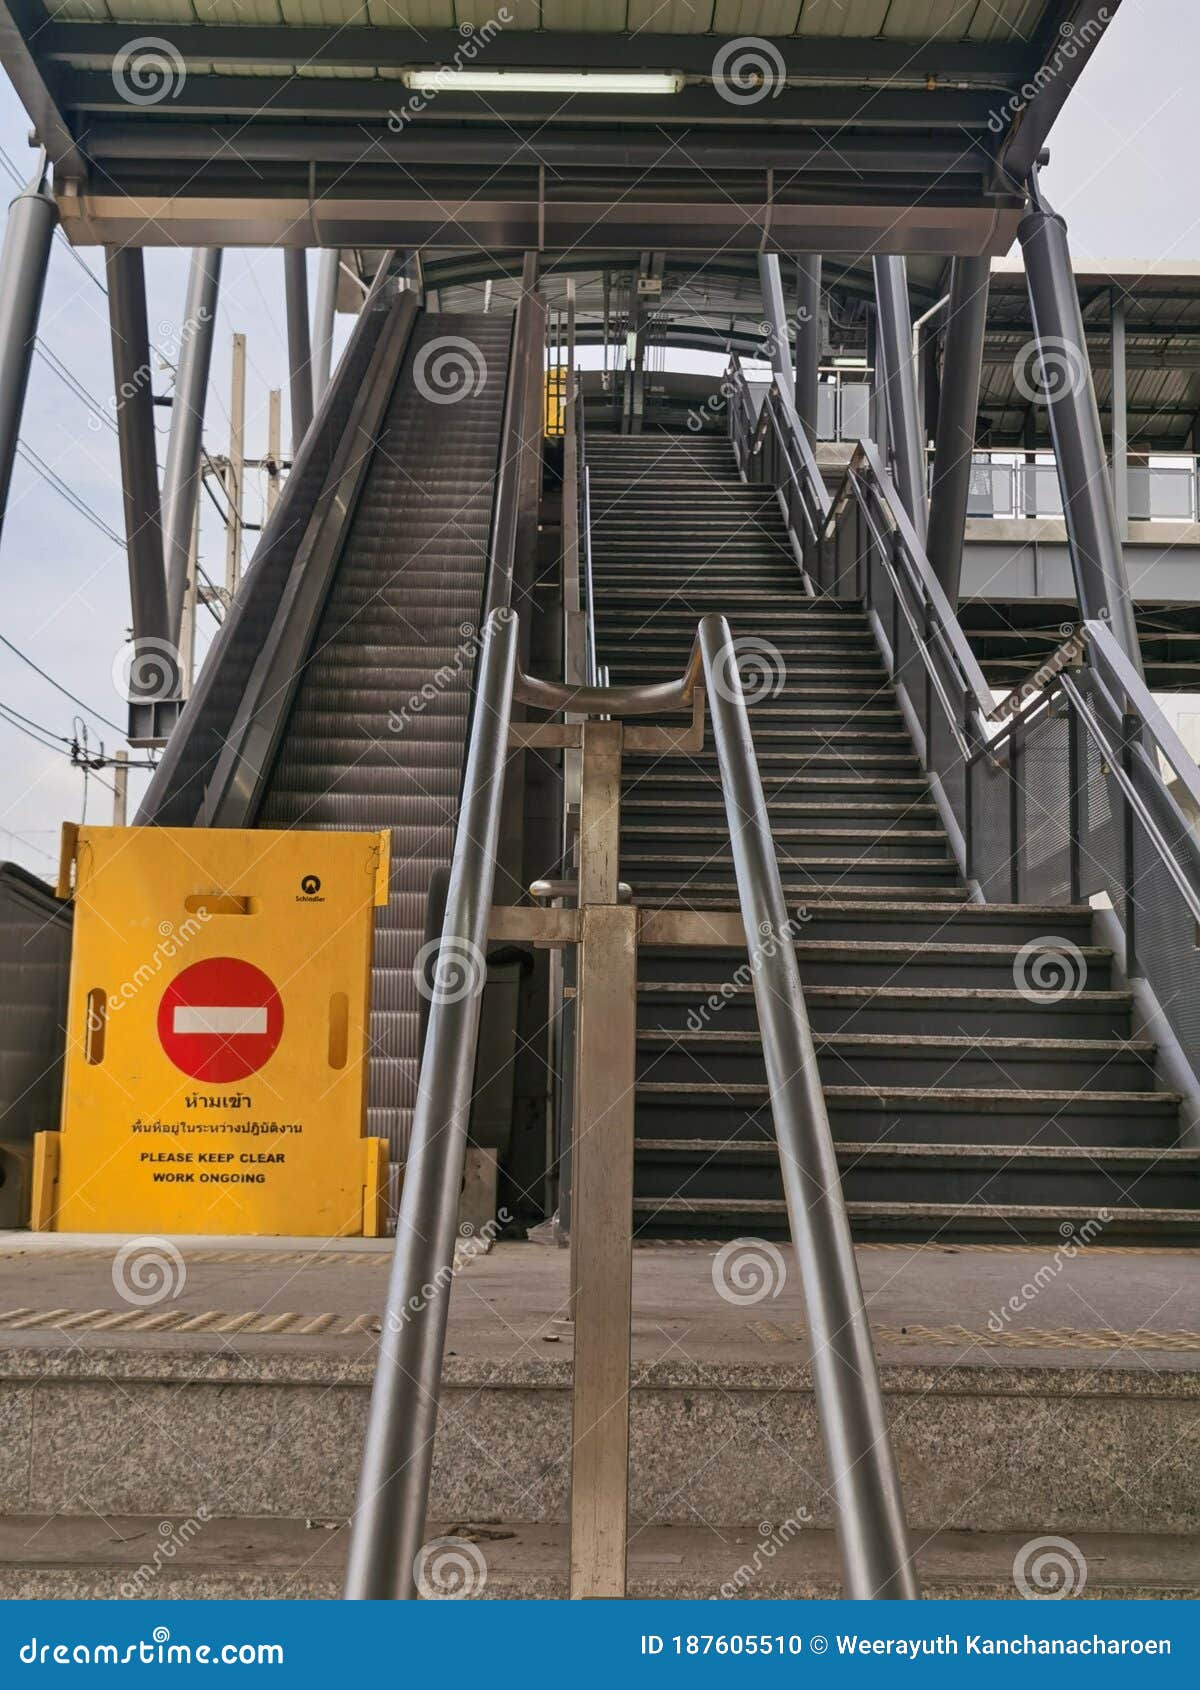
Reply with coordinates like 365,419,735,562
0,631,124,733
14,442,123,546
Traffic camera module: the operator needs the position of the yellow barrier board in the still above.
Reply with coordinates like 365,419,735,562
35,824,391,1237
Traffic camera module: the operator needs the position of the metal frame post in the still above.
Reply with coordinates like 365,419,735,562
793,255,822,450
105,246,173,665
160,247,220,645
312,248,339,404
284,248,313,454
1018,203,1142,674
872,256,927,544
758,252,795,407
0,157,57,546
926,256,989,605
569,724,635,1598
1110,287,1129,538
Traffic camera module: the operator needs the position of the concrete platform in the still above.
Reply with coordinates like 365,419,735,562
0,1236,1197,1598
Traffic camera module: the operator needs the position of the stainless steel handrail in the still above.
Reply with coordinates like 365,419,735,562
345,607,917,1601
345,608,519,1601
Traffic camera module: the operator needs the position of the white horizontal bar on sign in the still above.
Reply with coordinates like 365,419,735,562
173,1006,268,1036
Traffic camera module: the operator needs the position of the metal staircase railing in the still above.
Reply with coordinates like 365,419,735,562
344,605,918,1602
730,357,1200,1136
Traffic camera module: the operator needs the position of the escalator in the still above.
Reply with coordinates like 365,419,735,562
140,265,539,1162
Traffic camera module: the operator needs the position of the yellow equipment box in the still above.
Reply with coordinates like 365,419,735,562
34,824,391,1237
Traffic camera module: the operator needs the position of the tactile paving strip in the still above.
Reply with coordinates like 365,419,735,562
0,1249,391,1268
750,1319,1200,1353
0,1307,382,1335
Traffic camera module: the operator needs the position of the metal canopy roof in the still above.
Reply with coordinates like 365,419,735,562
0,0,1116,252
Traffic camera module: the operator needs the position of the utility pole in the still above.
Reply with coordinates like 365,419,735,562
266,388,282,518
224,331,246,597
180,482,200,695
111,750,129,826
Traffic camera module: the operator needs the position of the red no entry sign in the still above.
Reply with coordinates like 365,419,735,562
157,956,284,1082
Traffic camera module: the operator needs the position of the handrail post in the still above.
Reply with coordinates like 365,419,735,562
345,609,519,1600
697,614,918,1601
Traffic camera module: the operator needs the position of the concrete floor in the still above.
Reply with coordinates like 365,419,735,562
0,1232,1197,1374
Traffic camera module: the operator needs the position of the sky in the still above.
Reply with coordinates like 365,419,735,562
0,0,1196,876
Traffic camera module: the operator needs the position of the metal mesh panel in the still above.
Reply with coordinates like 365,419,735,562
970,750,1013,902
1018,706,1072,904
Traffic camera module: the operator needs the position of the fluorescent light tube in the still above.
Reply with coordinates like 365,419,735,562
401,69,684,95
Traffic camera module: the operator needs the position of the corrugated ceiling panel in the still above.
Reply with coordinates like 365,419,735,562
364,1,456,26
457,0,542,26
626,0,714,32
795,0,890,37
967,0,1046,42
880,0,985,41
540,0,628,28
45,1,113,19
713,1,803,35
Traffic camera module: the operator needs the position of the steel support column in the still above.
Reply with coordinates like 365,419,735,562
872,256,927,543
312,248,339,403
0,159,56,546
160,247,220,644
284,248,313,453
105,246,172,657
1111,287,1128,538
757,252,794,406
926,256,989,605
793,255,822,449
1019,206,1142,673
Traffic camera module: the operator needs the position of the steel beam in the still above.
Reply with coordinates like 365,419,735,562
312,248,339,404
757,253,794,406
39,25,1031,83
1019,205,1142,674
57,73,1003,129
284,248,313,454
0,1,85,175
160,247,220,645
872,256,927,543
0,159,56,548
793,255,822,451
105,246,172,666
59,193,1021,258
998,2,1118,188
926,256,990,605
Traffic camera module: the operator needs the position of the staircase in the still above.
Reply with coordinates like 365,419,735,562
587,432,1200,1243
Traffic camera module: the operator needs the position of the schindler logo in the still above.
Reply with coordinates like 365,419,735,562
297,873,325,903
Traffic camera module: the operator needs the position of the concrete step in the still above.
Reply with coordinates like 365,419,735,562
634,1140,1200,1212
3,1516,1197,1600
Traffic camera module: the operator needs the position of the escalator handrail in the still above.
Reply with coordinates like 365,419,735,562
345,609,918,1602
137,253,403,827
482,288,546,621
